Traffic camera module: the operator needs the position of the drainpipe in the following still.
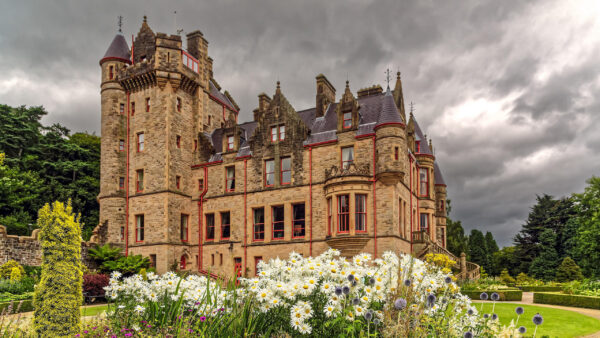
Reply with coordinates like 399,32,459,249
198,166,208,270
125,91,130,256
244,159,248,274
409,156,413,254
309,146,313,256
372,135,377,257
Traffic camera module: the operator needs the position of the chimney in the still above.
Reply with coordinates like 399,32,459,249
186,30,204,60
207,57,214,79
258,93,271,112
315,74,336,117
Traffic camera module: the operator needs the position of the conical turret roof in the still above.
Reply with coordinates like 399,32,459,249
434,162,446,186
375,87,404,129
100,32,131,65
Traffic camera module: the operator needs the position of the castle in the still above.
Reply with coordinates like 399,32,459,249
95,18,475,278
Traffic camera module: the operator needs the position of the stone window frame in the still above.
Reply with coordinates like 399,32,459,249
420,212,429,232
254,256,263,276
131,102,135,116
108,65,114,80
252,207,265,242
177,97,182,112
343,112,352,129
355,194,367,233
419,167,429,197
118,177,125,190
226,135,234,151
341,146,354,170
205,213,215,241
176,135,182,149
137,132,144,152
176,175,181,190
292,203,306,239
180,255,187,270
399,199,407,238
136,169,144,192
394,146,399,160
270,124,285,143
337,194,350,233
119,103,125,115
180,213,189,242
271,205,285,240
120,226,125,241
145,97,150,112
119,139,125,151
280,156,292,185
220,211,231,240
327,197,332,236
198,179,204,191
264,159,275,187
135,214,144,242
225,166,236,192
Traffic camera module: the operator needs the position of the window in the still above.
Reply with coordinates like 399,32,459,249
254,256,263,276
120,226,125,241
176,175,181,189
208,115,212,125
234,257,242,279
137,133,144,152
205,214,215,240
280,157,291,185
221,211,230,240
420,213,429,231
119,177,125,190
279,125,285,141
176,135,181,148
180,214,189,242
145,98,150,112
272,206,284,239
220,253,223,265
227,135,234,150
343,112,352,129
198,179,204,191
439,200,445,212
355,194,367,232
136,170,144,192
226,166,235,192
415,141,421,153
135,214,144,242
211,254,215,265
109,66,114,80
419,168,428,197
341,147,354,170
337,195,350,233
292,203,305,238
177,97,182,112
394,147,399,160
194,140,198,151
253,208,265,241
119,139,125,151
120,103,125,114
131,102,135,116
271,127,277,142
327,197,332,236
180,256,187,270
264,159,275,187
150,254,156,268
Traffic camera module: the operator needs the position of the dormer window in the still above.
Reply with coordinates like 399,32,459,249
227,135,234,151
271,125,285,142
343,112,352,129
416,141,421,153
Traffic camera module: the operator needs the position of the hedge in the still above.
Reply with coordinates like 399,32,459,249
0,299,34,314
534,292,600,310
518,286,563,292
461,289,523,301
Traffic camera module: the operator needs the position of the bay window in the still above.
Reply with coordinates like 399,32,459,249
337,195,350,233
355,194,366,232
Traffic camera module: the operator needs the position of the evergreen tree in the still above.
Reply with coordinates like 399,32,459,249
34,200,83,336
445,200,469,257
528,229,559,281
572,176,600,277
555,257,584,282
492,246,519,277
468,229,489,271
484,231,499,274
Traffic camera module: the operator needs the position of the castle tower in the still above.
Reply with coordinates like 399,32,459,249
374,86,406,184
97,30,131,244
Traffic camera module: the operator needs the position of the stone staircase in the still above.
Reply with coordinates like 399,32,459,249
412,230,480,280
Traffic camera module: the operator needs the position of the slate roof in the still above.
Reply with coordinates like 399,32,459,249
206,121,258,160
100,33,131,64
413,118,433,155
209,81,237,112
434,162,446,186
375,87,404,128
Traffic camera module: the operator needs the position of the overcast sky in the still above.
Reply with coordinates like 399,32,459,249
1,0,598,247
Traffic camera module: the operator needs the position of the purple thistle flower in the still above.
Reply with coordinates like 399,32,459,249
483,314,489,319
427,293,436,307
342,286,350,295
347,274,355,282
492,313,498,320
518,326,527,334
352,298,360,305
444,276,452,284
404,279,412,287
515,306,524,315
533,313,544,325
467,309,474,315
394,298,407,310
464,331,473,338
335,286,343,295
480,292,489,300
491,292,500,301
364,310,373,321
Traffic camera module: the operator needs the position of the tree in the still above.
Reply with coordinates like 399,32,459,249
555,257,583,282
468,229,489,271
484,232,499,274
33,200,83,336
445,200,468,257
571,176,600,277
491,246,519,277
528,229,559,281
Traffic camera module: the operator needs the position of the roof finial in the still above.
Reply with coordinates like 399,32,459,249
143,15,147,24
397,70,401,80
385,68,391,90
410,101,415,115
117,16,123,33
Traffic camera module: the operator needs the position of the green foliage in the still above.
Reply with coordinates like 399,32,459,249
101,254,150,275
0,291,33,302
33,200,83,336
555,257,584,282
9,267,22,282
88,244,122,265
562,279,600,297
0,260,25,280
499,269,516,286
516,272,532,285
0,299,35,314
571,176,600,278
528,229,559,281
446,201,469,257
468,229,489,271
534,292,600,310
491,246,519,277
518,285,563,292
0,104,100,239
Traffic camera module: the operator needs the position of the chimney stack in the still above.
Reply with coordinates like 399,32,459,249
315,74,336,117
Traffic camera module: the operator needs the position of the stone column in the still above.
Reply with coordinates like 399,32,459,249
460,252,467,280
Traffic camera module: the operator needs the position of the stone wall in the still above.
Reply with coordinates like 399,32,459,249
0,225,98,270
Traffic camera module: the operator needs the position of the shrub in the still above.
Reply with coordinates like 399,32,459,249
88,244,122,266
0,260,25,280
461,289,523,301
33,200,83,336
562,279,600,296
516,272,532,285
534,292,600,309
83,274,109,300
0,299,35,314
23,265,41,279
0,277,36,294
555,257,584,282
518,285,563,292
0,292,34,302
101,254,149,275
499,269,516,286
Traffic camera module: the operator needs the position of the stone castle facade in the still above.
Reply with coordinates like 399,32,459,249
94,18,454,277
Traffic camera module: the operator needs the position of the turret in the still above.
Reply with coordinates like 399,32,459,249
434,162,448,248
374,86,406,184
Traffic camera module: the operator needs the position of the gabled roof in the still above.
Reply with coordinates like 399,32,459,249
209,80,238,112
100,33,131,65
413,118,433,156
434,162,446,186
375,87,404,128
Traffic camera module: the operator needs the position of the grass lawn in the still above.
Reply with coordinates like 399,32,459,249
80,304,108,317
476,302,600,337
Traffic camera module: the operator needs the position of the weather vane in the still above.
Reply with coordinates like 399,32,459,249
118,15,123,33
410,101,415,114
385,68,391,89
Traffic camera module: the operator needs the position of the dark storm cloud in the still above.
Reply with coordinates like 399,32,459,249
1,0,598,246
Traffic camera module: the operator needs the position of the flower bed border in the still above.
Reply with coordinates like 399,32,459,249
534,292,600,310
461,289,523,301
518,286,562,292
